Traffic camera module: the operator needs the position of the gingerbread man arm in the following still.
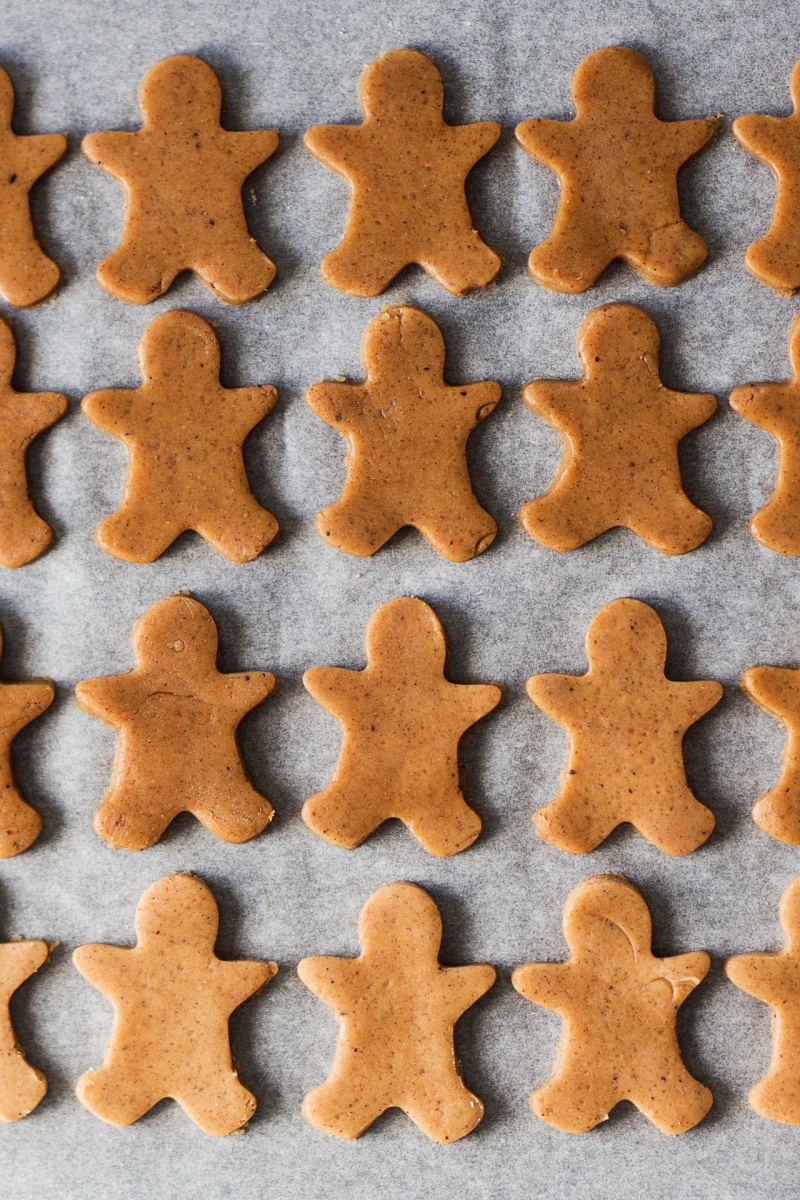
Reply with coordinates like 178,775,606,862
82,130,140,179
741,665,798,721
5,389,69,441
75,674,146,726
304,124,364,176
448,381,502,431
0,681,54,735
449,120,501,168
222,129,279,178
72,943,132,997
8,132,67,185
225,384,278,438
305,381,364,430
661,117,718,165
725,952,791,1004
671,678,724,725
515,119,573,171
214,670,276,717
730,382,790,431
440,963,496,1018
82,388,138,440
448,680,503,727
664,387,718,437
303,666,364,721
214,957,277,1009
0,940,48,995
651,951,711,1006
511,961,574,1010
733,114,789,165
297,955,360,1008
526,672,588,724
522,380,584,434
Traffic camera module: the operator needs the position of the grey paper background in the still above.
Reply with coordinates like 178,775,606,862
1,0,799,1195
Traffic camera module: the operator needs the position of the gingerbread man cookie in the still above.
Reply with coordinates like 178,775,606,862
76,595,275,850
519,303,716,555
0,317,67,568
83,55,278,305
731,317,800,555
513,874,712,1135
0,622,54,860
303,596,501,856
740,658,800,844
0,927,48,1122
0,66,65,307
305,48,500,297
74,873,275,1136
734,62,800,295
298,882,495,1142
528,599,721,855
308,305,499,561
516,47,716,293
726,876,800,1124
82,309,279,563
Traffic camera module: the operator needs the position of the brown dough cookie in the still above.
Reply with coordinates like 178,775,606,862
82,54,278,305
298,881,495,1142
0,317,67,568
0,933,48,1122
516,47,716,293
730,316,800,555
0,66,65,307
512,873,712,1135
528,599,721,855
725,876,800,1124
303,596,501,856
73,872,275,1136
75,595,275,850
0,623,54,860
307,305,499,561
82,309,279,563
740,660,800,844
734,62,800,294
518,303,716,555
304,48,500,297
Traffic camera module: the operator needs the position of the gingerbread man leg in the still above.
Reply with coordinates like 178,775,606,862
631,793,715,857
746,229,800,295
93,785,183,851
196,242,275,305
0,238,61,311
631,1060,712,1135
528,226,615,294
315,493,402,557
195,497,279,563
415,492,496,561
303,779,388,849
95,507,186,564
0,786,42,859
177,1068,256,1136
423,233,502,297
97,242,181,307
754,788,800,845
629,490,712,556
403,791,483,857
192,781,273,844
534,787,620,854
78,1064,161,1128
403,1075,484,1142
532,1055,619,1133
519,486,612,551
321,238,411,299
303,1073,390,1140
631,220,708,288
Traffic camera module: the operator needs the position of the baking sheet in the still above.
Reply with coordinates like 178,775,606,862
2,0,800,1195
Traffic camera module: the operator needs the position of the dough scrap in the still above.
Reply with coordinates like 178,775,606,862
516,46,716,293
305,47,500,297
518,303,716,555
740,659,800,844
0,620,54,859
76,594,276,850
307,304,500,561
726,876,800,1123
734,61,800,294
512,873,712,1135
0,934,48,1122
82,309,279,563
298,881,495,1142
303,596,501,855
73,872,276,1136
730,316,800,555
0,316,67,568
528,598,721,855
83,54,278,305
0,65,65,307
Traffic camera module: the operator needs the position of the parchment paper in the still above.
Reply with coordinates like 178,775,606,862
1,0,799,1196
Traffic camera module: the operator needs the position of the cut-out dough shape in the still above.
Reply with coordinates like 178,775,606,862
734,62,800,295
512,873,712,1135
516,47,716,293
740,659,800,844
304,47,500,297
519,303,716,555
83,54,278,305
298,881,495,1142
726,876,800,1124
307,305,500,561
0,621,54,859
0,65,65,307
0,316,67,568
0,931,48,1121
303,596,501,856
74,872,275,1136
730,316,800,555
528,598,721,855
76,595,275,850
82,309,279,563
